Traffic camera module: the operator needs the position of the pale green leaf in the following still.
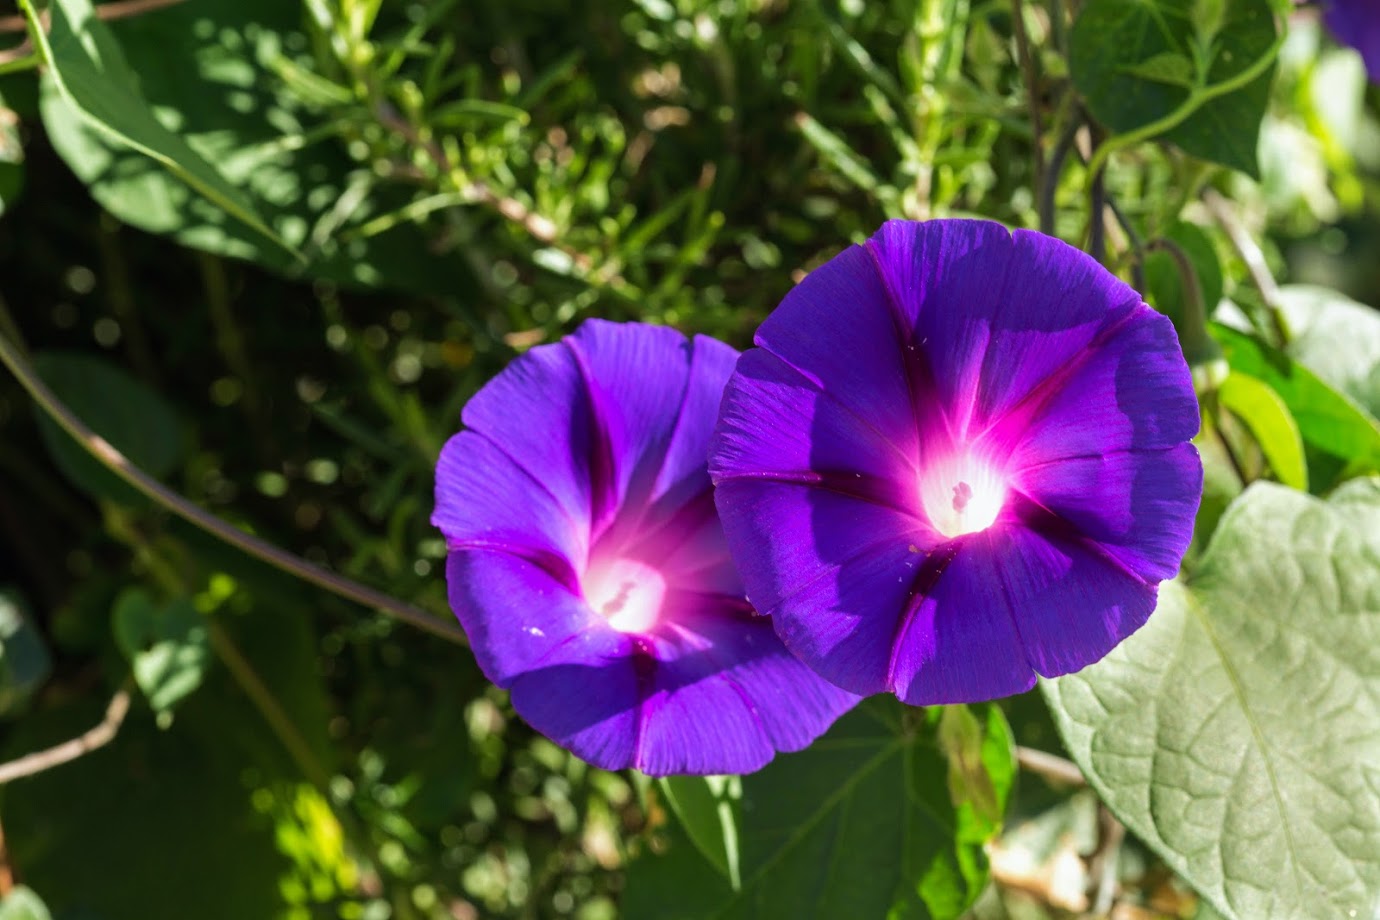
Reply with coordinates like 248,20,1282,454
1044,480,1380,920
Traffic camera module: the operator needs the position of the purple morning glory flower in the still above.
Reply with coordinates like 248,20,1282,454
709,220,1202,705
1325,0,1380,81
432,320,857,775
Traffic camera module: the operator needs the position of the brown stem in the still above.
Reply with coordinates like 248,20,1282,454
0,327,469,646
0,688,131,785
1016,745,1086,787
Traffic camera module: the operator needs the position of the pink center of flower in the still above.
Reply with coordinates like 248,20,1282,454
919,449,1007,538
582,557,667,634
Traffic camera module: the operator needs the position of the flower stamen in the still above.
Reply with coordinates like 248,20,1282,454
921,452,1007,539
583,557,667,633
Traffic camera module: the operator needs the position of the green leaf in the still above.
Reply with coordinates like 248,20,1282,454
1212,324,1380,480
0,887,51,920
1070,0,1278,175
1120,51,1196,88
658,774,743,890
19,0,294,259
31,351,184,503
1216,371,1308,491
36,0,471,293
1044,479,1380,920
0,590,51,717
1275,285,1380,419
113,589,210,715
626,699,1015,919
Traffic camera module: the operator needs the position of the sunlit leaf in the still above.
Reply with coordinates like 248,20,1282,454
1044,479,1380,920
19,0,294,258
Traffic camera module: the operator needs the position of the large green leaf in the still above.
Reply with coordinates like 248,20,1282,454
37,0,462,293
626,699,1015,919
31,351,184,503
1070,0,1278,175
20,0,291,257
1044,479,1380,920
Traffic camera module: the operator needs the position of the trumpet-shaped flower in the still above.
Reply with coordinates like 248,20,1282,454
710,220,1202,705
433,320,857,775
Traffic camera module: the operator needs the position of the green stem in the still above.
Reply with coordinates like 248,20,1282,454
0,324,468,646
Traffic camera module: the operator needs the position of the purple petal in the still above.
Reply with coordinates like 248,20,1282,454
711,347,922,493
432,431,587,570
887,533,1036,705
507,627,642,772
509,600,859,776
648,335,741,515
635,609,859,774
1015,443,1202,581
999,306,1199,467
671,607,860,756
459,336,596,535
1326,0,1380,82
751,243,922,461
868,220,1142,436
995,523,1159,678
446,550,591,686
564,320,694,538
714,479,932,695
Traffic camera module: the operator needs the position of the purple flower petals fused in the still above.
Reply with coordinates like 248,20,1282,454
710,219,1203,706
1325,0,1380,82
433,320,856,776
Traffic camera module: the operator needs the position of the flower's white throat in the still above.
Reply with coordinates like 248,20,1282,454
583,557,666,633
919,450,1007,538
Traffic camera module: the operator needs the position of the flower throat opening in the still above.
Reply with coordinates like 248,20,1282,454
583,557,667,634
919,450,1007,538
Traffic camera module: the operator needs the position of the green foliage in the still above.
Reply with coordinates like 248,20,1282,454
112,589,210,715
658,774,743,890
0,888,51,920
1216,370,1308,490
1044,479,1380,920
1213,323,1380,483
31,351,183,503
1071,0,1279,175
0,591,50,717
628,700,1015,919
20,0,292,257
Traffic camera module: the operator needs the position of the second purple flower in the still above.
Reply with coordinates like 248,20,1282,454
710,219,1203,705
